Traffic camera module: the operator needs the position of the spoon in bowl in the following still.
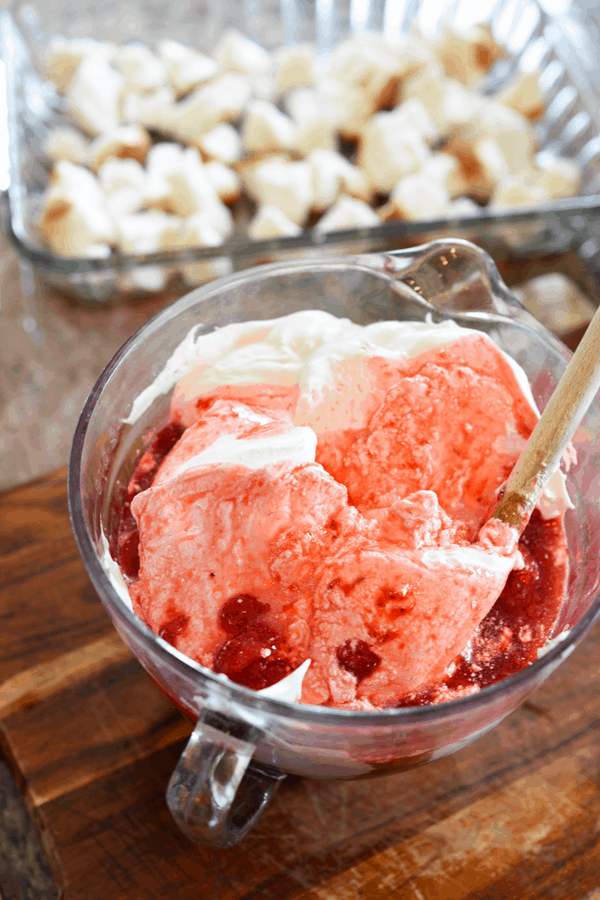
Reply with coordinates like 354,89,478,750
493,303,600,533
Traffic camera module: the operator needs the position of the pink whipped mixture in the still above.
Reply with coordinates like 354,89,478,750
114,328,567,710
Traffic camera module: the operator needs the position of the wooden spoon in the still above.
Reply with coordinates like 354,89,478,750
493,304,600,532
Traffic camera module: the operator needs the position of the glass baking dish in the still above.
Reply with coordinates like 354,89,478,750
2,0,600,304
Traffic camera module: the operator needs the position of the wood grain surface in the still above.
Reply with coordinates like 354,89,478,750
3,465,600,899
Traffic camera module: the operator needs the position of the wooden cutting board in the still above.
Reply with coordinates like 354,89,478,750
3,468,600,900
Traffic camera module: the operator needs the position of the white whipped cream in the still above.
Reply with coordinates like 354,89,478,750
100,530,133,611
123,312,479,424
538,467,575,518
256,659,311,702
169,426,317,477
513,549,525,570
536,629,571,659
125,323,203,425
122,309,573,515
420,545,517,578
230,403,272,424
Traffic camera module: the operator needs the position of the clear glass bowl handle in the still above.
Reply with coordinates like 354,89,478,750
166,709,286,847
367,239,515,318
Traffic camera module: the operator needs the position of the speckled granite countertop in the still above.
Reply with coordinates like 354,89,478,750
0,231,186,493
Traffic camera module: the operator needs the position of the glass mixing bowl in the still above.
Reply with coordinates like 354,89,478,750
68,239,600,847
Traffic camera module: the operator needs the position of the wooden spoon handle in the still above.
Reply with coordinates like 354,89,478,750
494,305,600,531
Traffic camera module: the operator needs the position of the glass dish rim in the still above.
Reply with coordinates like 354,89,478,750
6,192,600,278
4,0,600,278
68,249,600,728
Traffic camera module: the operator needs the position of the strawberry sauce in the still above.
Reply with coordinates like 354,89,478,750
214,593,293,690
115,420,185,580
